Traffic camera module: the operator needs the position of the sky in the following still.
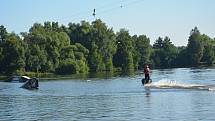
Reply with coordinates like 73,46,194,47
1,0,215,46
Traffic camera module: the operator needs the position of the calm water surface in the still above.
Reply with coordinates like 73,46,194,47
1,68,215,121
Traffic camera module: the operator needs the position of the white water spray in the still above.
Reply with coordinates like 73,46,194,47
145,79,214,91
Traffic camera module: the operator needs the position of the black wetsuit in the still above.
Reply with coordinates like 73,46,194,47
145,74,150,81
144,68,150,83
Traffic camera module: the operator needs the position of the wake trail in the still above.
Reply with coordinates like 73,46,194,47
144,79,215,91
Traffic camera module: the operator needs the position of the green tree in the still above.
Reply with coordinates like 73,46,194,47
88,42,105,71
174,46,189,67
67,19,116,72
25,44,47,73
90,19,117,71
152,36,178,68
0,25,7,73
67,21,92,47
113,29,134,71
162,37,178,67
25,22,70,72
153,37,163,49
201,34,215,65
73,43,89,73
1,33,26,74
57,43,89,74
0,25,7,43
56,59,78,74
133,35,151,69
187,27,204,66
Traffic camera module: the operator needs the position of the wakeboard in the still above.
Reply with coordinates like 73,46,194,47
142,78,152,85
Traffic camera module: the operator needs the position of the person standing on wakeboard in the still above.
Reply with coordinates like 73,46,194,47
144,65,150,82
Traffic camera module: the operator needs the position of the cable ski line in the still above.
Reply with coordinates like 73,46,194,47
52,0,146,23
95,0,146,18
53,0,125,22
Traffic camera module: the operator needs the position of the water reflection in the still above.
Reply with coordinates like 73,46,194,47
37,71,137,81
144,88,151,97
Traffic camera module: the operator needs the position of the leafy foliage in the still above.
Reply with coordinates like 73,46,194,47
186,27,204,66
113,29,134,71
133,35,151,69
152,36,178,68
0,22,214,75
0,33,26,74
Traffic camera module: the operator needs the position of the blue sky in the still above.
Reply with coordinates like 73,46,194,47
1,0,215,46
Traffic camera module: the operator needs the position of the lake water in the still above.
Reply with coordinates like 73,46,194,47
1,68,215,121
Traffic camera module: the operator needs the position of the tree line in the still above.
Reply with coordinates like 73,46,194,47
0,19,214,75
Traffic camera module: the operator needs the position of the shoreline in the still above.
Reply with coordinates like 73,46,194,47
1,66,214,82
